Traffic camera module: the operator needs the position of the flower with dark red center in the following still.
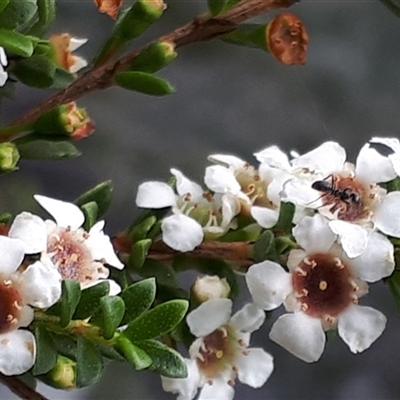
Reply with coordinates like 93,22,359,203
0,235,61,375
246,214,393,363
161,299,274,399
9,196,124,294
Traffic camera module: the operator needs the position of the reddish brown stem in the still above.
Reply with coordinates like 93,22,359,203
0,374,49,400
11,0,297,127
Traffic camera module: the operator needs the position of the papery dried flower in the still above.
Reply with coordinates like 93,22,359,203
267,13,309,65
94,0,123,19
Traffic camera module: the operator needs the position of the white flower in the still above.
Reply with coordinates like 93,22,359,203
281,139,400,257
0,236,61,375
0,47,8,87
205,151,290,229
9,195,123,294
161,299,273,400
136,168,239,252
246,214,392,363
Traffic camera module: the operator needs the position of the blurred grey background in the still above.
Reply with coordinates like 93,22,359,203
2,0,400,399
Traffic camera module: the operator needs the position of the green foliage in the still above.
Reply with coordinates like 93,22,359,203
379,0,400,18
0,0,37,30
127,215,157,242
274,202,295,234
60,280,82,328
26,0,56,37
0,212,12,224
387,270,400,316
76,337,103,387
122,299,189,341
386,176,400,192
97,296,126,340
80,201,99,231
0,0,10,15
116,336,152,370
222,23,268,50
128,239,152,269
0,28,34,57
253,230,278,263
14,135,81,159
115,71,174,96
33,326,58,375
73,281,110,320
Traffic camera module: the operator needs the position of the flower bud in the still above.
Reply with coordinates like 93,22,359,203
42,356,76,389
49,33,88,73
94,0,123,19
0,142,19,171
191,275,230,304
267,13,309,65
33,102,95,140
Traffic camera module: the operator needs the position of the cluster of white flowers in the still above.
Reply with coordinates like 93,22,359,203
0,194,122,376
137,137,400,399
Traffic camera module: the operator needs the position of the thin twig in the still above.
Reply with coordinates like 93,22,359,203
0,374,49,400
11,0,298,127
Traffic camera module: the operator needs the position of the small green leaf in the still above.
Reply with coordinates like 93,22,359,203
76,337,103,387
0,0,37,30
74,181,114,219
0,29,34,57
115,71,174,96
137,339,187,378
0,212,12,224
60,279,82,328
116,336,152,370
80,201,98,231
127,216,157,242
26,0,56,37
33,326,58,376
120,278,156,324
50,67,75,89
15,135,81,159
99,296,125,339
123,299,189,341
74,281,110,320
208,0,228,16
12,54,56,88
253,230,277,263
128,239,152,269
0,0,10,15
274,202,295,234
387,177,400,192
140,259,178,288
97,344,125,361
222,23,267,50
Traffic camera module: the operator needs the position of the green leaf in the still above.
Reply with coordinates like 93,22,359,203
0,212,12,224
218,225,261,242
274,202,295,234
74,281,110,320
12,54,56,88
80,201,98,231
128,239,152,269
50,333,77,360
0,0,37,30
253,230,277,263
94,0,166,65
120,278,156,324
26,0,56,37
33,326,58,376
99,296,125,340
97,344,125,361
60,279,82,328
116,336,152,370
76,337,103,387
123,299,189,341
0,28,34,57
115,71,174,96
387,177,400,192
208,0,228,16
50,67,75,89
15,135,81,159
222,23,267,50
127,216,157,242
137,339,187,378
140,259,178,288
0,0,10,15
387,268,400,316
74,181,114,219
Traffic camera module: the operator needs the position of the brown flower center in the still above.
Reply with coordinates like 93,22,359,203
292,253,356,320
0,279,23,334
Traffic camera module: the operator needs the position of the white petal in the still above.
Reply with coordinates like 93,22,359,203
69,37,88,51
281,178,322,208
221,193,239,227
207,154,246,170
355,143,396,184
161,358,200,400
269,313,325,363
20,259,61,308
374,191,400,237
246,261,292,310
293,214,336,253
69,55,87,73
9,212,47,254
161,214,204,252
0,330,36,375
198,379,234,400
250,206,279,229
338,304,386,354
0,67,7,86
0,236,25,275
254,145,291,170
236,348,274,388
372,137,400,176
328,220,367,258
136,181,176,208
0,47,7,66
204,165,241,194
87,221,124,269
347,231,394,282
291,142,346,173
171,168,204,202
231,303,265,333
34,195,84,230
187,298,232,337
